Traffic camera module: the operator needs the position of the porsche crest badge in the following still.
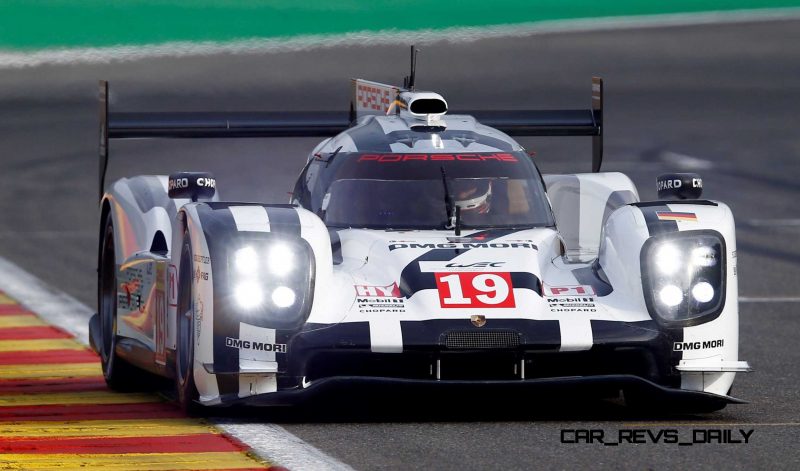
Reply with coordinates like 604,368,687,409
471,315,486,327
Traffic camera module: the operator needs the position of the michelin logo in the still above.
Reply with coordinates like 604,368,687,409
225,337,286,353
673,339,724,351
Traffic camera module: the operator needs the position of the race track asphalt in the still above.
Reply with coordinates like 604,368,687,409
0,18,798,469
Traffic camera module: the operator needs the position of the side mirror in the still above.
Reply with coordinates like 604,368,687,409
657,173,702,200
168,172,216,202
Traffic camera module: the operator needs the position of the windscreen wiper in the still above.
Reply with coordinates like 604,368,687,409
322,146,343,168
439,167,462,235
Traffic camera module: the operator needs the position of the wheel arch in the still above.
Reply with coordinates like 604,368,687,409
169,203,222,403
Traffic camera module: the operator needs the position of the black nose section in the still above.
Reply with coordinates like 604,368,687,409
168,172,216,202
657,173,702,200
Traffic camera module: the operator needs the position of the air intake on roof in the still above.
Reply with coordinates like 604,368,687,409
398,91,448,121
410,98,447,115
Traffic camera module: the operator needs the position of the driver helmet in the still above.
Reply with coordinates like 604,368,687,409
453,179,492,214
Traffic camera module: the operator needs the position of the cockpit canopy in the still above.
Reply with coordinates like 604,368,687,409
294,150,554,230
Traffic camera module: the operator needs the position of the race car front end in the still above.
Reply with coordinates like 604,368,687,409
171,160,749,410
91,74,749,412
212,211,748,411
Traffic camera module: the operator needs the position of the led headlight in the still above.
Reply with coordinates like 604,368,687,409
654,244,681,275
658,285,684,307
234,281,264,309
641,230,726,327
271,286,296,308
691,281,715,303
227,234,315,330
266,243,295,277
690,246,718,268
234,246,259,275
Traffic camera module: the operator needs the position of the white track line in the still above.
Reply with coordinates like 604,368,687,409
216,421,353,471
0,8,799,68
0,255,91,344
0,254,353,471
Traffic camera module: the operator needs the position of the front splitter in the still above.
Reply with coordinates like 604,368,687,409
215,374,745,410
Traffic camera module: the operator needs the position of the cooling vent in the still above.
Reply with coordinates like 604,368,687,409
444,330,521,350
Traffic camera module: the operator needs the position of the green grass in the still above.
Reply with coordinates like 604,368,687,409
0,0,798,50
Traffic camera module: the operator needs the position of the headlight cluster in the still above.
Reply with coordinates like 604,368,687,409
641,230,726,328
228,235,314,330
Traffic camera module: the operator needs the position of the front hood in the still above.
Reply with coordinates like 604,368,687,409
335,228,560,322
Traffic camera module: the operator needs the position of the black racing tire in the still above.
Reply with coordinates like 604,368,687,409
98,216,153,391
175,230,201,415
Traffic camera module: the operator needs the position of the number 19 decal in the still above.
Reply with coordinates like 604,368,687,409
435,272,515,308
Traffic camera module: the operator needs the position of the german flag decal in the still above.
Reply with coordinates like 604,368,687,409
656,211,698,222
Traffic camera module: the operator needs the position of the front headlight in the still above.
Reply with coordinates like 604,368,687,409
228,235,315,330
234,280,265,309
641,230,726,328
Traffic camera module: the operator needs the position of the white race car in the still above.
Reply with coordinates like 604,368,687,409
89,60,750,412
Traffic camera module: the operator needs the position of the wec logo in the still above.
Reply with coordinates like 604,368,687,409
445,262,505,268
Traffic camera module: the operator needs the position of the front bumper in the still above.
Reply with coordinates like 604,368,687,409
282,319,680,387
209,319,746,408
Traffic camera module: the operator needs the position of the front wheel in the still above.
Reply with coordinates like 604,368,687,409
98,217,152,391
175,230,201,414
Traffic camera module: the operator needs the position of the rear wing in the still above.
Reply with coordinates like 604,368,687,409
463,76,602,172
99,76,602,200
98,80,350,199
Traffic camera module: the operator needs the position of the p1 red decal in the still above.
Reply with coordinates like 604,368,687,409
544,285,596,297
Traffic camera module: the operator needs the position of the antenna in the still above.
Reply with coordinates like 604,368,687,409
403,45,418,90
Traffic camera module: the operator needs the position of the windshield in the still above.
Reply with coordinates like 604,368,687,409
301,151,554,230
